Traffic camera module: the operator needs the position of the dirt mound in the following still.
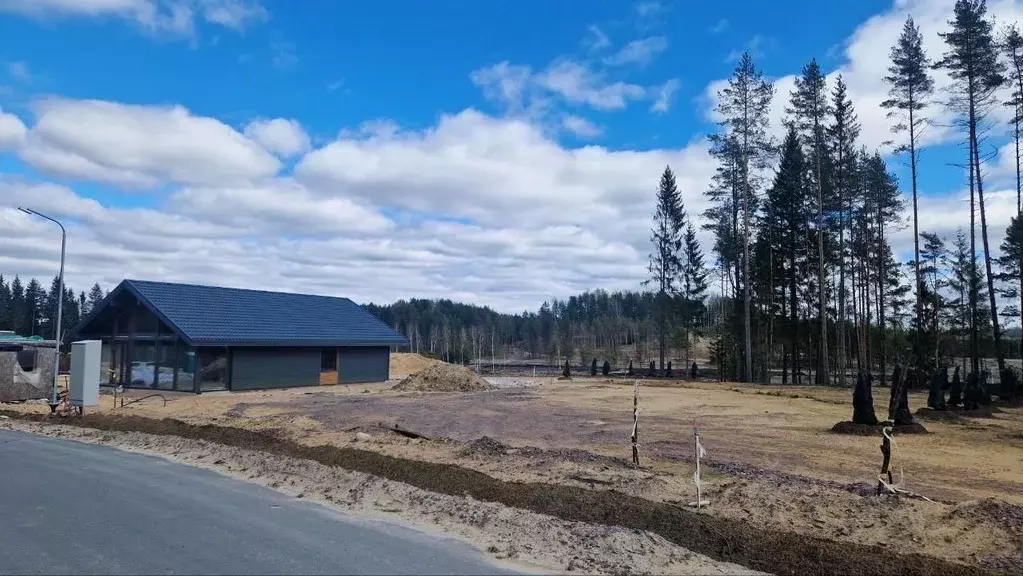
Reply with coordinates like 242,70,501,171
392,364,495,393
914,408,970,423
830,421,929,436
460,436,510,457
389,353,441,377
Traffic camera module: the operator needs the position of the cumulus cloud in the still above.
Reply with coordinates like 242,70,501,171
244,117,311,157
0,106,27,150
19,98,280,188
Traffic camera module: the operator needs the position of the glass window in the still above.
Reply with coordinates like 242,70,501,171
153,341,175,391
176,345,196,392
197,348,228,391
129,341,157,388
100,341,112,385
321,347,337,372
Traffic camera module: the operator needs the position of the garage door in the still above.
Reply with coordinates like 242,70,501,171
338,346,389,384
231,348,320,390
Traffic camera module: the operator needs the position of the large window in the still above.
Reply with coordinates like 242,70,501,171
176,345,196,392
153,340,175,391
129,341,156,387
197,348,228,391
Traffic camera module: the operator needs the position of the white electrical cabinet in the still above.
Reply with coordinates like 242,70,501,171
70,340,101,407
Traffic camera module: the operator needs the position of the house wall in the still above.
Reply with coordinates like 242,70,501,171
339,346,390,384
230,348,320,390
0,344,57,402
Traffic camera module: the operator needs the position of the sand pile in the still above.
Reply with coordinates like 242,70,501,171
389,353,442,377
392,364,496,392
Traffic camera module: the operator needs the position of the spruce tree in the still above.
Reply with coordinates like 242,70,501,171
87,283,105,314
787,58,832,385
9,276,24,336
0,275,9,330
680,222,709,367
23,278,44,337
764,128,808,384
646,166,685,371
938,0,1006,374
883,15,934,377
711,51,775,382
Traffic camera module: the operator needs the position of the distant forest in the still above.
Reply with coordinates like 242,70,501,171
5,3,1023,397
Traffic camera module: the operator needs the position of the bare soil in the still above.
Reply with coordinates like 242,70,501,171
0,414,999,576
0,419,759,576
389,353,441,377
4,376,1022,574
392,364,496,392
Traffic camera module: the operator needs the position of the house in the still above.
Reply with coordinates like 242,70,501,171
74,280,408,392
0,333,57,402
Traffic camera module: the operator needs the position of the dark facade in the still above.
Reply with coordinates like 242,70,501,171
74,280,405,393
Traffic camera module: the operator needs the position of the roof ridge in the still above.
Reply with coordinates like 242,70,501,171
126,279,354,302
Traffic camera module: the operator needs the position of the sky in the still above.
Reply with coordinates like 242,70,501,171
2,0,1023,314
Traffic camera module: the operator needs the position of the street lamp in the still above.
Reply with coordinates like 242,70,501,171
19,207,66,411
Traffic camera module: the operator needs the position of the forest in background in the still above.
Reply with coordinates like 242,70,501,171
3,2,1023,397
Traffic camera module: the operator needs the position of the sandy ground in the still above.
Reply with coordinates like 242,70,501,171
0,419,760,576
5,374,1022,573
390,353,442,377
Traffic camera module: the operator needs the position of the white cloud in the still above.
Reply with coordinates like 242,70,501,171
0,107,27,150
603,36,668,67
536,59,646,110
19,98,280,188
0,98,721,311
725,35,776,63
709,18,729,34
0,0,267,37
562,115,602,139
244,117,311,157
650,78,680,114
583,25,611,51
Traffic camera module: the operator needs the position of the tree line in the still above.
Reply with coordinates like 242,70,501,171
700,0,1023,395
0,274,106,341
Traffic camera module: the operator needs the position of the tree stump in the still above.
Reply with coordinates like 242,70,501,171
627,360,634,377
927,366,947,411
852,370,878,425
690,362,698,379
979,370,992,406
999,367,1020,401
888,363,914,425
647,361,656,378
590,358,597,377
666,361,673,379
602,360,611,377
948,366,963,406
963,371,979,410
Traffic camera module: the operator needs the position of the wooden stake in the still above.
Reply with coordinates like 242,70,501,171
877,427,893,496
631,380,639,466
694,427,702,508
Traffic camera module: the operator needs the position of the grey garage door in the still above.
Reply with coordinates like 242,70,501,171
339,346,389,384
231,348,320,390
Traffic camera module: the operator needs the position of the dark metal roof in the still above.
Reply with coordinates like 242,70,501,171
84,279,408,348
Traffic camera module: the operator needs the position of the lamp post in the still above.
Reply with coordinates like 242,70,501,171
19,207,66,411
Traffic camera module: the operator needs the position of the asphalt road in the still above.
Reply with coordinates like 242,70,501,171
0,429,517,575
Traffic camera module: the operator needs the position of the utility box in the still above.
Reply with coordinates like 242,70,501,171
70,340,101,407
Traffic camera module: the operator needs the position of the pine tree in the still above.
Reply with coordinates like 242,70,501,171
938,0,1007,374
45,275,62,340
829,75,861,383
787,58,832,385
646,166,685,370
920,232,949,369
711,51,775,382
1002,24,1023,360
883,15,934,376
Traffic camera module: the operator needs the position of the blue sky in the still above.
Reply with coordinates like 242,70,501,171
1,0,1022,313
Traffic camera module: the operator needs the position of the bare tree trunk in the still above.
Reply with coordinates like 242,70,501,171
973,107,1006,374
